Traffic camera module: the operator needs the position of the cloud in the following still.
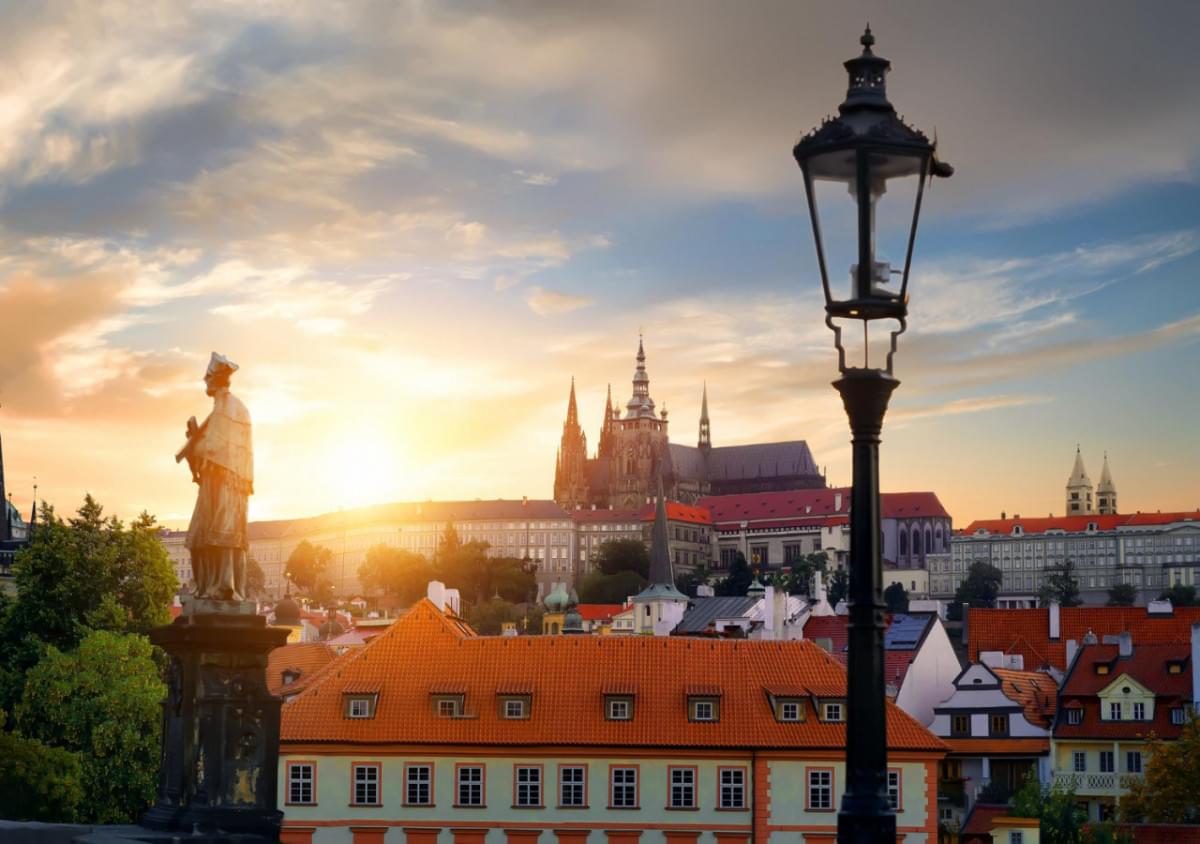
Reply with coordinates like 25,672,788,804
514,169,558,186
526,286,593,316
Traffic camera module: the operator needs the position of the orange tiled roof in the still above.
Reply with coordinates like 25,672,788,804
968,606,1200,670
962,511,1200,536
991,667,1058,727
266,642,339,696
944,738,1050,756
962,804,1010,837
281,599,947,752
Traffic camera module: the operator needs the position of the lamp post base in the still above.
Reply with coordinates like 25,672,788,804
838,808,898,844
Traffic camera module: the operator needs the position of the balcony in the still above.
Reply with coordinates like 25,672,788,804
1053,772,1144,796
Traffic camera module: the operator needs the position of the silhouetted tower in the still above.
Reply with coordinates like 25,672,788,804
698,382,712,451
1096,453,1118,515
598,383,616,458
1065,446,1094,516
553,378,590,508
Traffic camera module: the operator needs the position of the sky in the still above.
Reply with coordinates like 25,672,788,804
0,0,1198,528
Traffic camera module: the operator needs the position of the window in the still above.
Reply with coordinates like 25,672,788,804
287,762,315,805
352,764,380,806
807,768,834,811
951,714,970,736
1109,702,1122,720
504,698,528,719
719,767,746,809
822,702,844,722
559,766,586,807
692,699,716,722
1126,751,1142,774
348,698,371,719
515,766,542,807
1099,751,1114,773
1073,752,1086,773
1011,833,1024,844
405,764,432,805
1133,702,1145,720
1171,707,1186,725
611,767,637,808
1067,708,1083,725
669,767,696,808
456,765,484,807
607,697,632,720
886,769,901,811
780,701,802,722
989,713,1009,736
436,697,461,718
1096,663,1111,675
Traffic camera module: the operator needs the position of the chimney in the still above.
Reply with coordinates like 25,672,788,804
1192,623,1200,716
764,585,777,633
427,580,446,612
697,584,714,598
1066,639,1079,668
1083,628,1098,645
980,651,1003,668
522,496,528,507
1001,511,1006,520
1118,631,1132,659
1049,602,1061,640
834,492,843,511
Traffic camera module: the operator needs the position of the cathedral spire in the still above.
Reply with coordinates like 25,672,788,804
566,377,578,427
698,382,711,450
626,335,656,419
1096,452,1117,515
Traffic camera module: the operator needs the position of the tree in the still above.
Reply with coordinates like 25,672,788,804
578,570,647,604
285,540,334,599
1157,584,1198,607
779,552,829,595
884,582,910,613
1040,559,1083,608
1106,582,1137,607
245,556,267,600
466,598,519,636
827,567,849,608
0,717,84,822
949,561,1003,620
715,552,754,596
1012,771,1086,844
676,563,710,598
592,539,650,579
436,521,461,565
1121,714,1200,823
358,544,434,607
436,540,492,604
15,629,165,823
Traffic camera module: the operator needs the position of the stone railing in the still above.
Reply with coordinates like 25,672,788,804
1053,772,1143,794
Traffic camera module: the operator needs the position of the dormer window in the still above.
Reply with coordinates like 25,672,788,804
501,696,530,720
821,701,845,723
1095,662,1111,676
282,670,300,687
433,695,464,718
689,697,719,722
777,699,804,722
344,694,378,719
1167,660,1185,675
1067,708,1083,725
606,696,633,720
1171,707,1185,725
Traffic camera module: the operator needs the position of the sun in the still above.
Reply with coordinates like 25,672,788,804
322,427,408,509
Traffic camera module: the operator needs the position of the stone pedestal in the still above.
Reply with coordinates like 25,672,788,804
141,610,289,840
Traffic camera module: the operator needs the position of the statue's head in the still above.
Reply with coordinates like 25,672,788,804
204,352,239,396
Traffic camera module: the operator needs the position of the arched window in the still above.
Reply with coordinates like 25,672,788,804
924,527,933,559
913,529,922,557
899,530,908,560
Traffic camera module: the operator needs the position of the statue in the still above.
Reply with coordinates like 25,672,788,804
176,352,253,602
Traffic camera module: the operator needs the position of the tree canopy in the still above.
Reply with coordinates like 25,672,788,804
285,540,334,601
466,598,520,636
358,544,434,607
715,552,754,597
884,582,910,613
0,717,84,822
1121,714,1200,823
827,567,849,608
949,561,1003,620
592,539,650,579
1012,772,1086,844
1040,559,1083,608
1106,582,1137,607
578,570,646,604
1157,584,1198,607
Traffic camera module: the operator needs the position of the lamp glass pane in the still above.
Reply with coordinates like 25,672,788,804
805,150,860,306
868,150,925,296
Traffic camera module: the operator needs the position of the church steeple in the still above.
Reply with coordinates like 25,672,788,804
625,334,657,419
1066,446,1095,516
566,376,579,427
698,382,711,450
553,378,589,509
1096,452,1117,515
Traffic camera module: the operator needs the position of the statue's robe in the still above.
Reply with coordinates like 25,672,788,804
186,390,253,601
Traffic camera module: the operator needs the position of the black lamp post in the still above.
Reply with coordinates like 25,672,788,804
793,28,951,844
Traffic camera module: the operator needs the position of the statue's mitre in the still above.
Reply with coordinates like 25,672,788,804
206,352,239,379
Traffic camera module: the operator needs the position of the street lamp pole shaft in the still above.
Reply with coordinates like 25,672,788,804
835,368,899,844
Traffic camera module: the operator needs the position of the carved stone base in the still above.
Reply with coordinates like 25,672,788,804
142,611,289,840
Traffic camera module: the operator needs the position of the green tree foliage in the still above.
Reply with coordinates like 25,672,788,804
358,544,434,607
948,561,1003,620
16,629,165,823
466,598,519,636
0,714,84,822
1040,559,1083,608
884,582,910,613
1121,714,1200,823
592,539,650,579
715,552,754,596
676,563,710,598
523,605,545,636
1106,582,1137,607
436,521,461,564
1157,584,1198,607
774,552,829,595
578,570,647,604
827,567,849,608
245,555,266,600
1012,772,1086,844
285,540,334,599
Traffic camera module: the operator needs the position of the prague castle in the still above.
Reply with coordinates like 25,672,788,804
554,338,825,509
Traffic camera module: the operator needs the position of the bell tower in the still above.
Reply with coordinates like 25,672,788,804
553,378,590,509
1096,453,1117,515
1065,446,1094,516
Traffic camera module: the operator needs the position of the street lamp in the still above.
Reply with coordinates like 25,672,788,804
793,27,951,844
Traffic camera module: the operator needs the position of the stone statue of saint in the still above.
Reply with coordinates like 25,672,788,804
176,352,253,602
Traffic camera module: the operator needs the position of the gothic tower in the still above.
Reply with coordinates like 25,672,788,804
1096,452,1118,515
698,382,711,451
607,337,670,508
552,378,590,509
598,383,615,460
1065,446,1094,516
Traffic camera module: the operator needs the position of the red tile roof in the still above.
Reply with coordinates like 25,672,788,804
1056,643,1193,740
969,606,1200,670
944,738,1050,755
961,804,1010,837
266,642,339,697
570,508,642,524
282,599,947,752
991,667,1058,727
962,511,1200,536
577,603,624,622
698,488,947,529
569,502,711,526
